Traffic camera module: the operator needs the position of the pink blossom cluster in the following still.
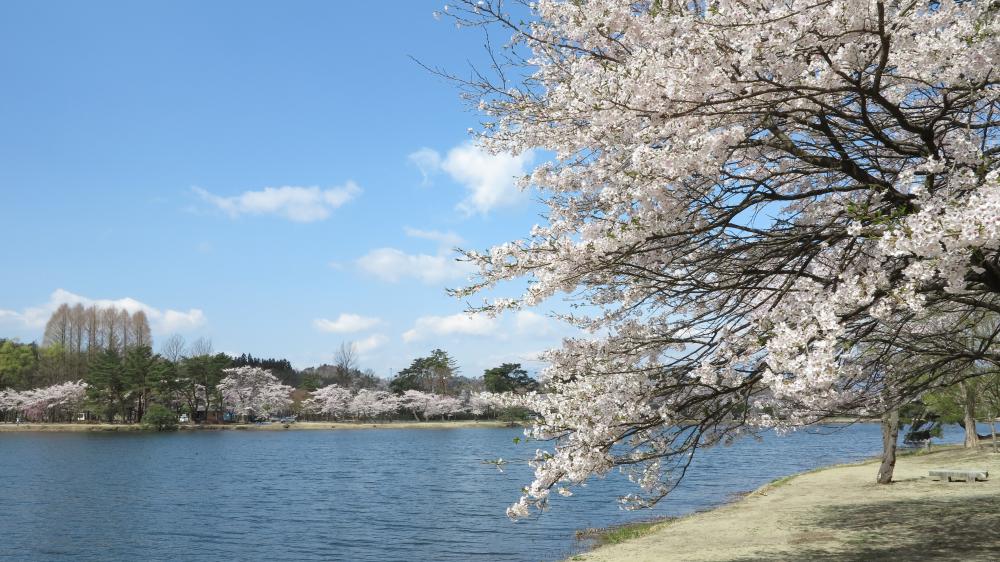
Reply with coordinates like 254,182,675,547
303,386,509,420
218,366,293,418
0,380,88,421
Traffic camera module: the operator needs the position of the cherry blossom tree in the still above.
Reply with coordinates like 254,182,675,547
0,389,18,417
307,386,489,422
304,384,354,419
374,392,403,419
399,390,436,421
396,390,467,420
442,0,1000,517
218,366,293,421
468,392,502,417
348,389,400,420
0,381,88,422
424,394,467,419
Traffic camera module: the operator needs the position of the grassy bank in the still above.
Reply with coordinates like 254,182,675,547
0,420,522,433
575,518,675,550
571,445,1000,561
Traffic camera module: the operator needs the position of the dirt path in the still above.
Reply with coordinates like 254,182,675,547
575,446,1000,561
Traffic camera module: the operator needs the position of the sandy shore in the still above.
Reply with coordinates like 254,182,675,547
0,420,521,432
574,445,1000,561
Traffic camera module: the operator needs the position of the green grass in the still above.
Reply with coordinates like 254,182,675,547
575,517,673,547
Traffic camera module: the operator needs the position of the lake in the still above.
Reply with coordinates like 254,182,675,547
0,423,973,561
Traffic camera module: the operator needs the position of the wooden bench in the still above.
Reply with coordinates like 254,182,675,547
928,469,989,483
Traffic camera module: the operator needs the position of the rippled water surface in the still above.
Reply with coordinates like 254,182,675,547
0,423,971,561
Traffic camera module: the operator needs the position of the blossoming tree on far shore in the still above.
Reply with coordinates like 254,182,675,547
218,366,293,421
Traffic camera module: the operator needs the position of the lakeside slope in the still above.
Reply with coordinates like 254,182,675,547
576,446,1000,561
0,420,519,432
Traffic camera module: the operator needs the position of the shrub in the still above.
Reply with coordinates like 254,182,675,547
142,404,179,431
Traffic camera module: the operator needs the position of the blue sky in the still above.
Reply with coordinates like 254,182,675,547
0,1,571,377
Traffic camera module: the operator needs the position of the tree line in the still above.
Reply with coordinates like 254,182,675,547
0,307,539,425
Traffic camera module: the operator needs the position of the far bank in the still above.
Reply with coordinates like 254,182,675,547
0,419,523,433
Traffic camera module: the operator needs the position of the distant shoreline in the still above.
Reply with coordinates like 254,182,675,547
0,418,877,433
0,420,524,433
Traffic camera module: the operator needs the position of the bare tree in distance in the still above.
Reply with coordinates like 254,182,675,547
130,310,152,350
160,334,187,362
42,304,71,349
335,342,358,380
189,337,213,357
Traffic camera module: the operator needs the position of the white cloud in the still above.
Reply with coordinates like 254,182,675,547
159,309,207,333
409,143,534,215
402,227,464,249
516,350,548,364
355,227,473,284
0,289,206,335
408,147,442,186
193,182,361,222
444,143,534,215
313,313,381,334
402,313,496,343
515,310,552,335
353,334,387,354
356,248,475,284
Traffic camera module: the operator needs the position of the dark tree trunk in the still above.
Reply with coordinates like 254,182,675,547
960,381,979,449
877,409,899,484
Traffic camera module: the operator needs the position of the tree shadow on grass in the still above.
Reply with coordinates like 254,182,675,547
728,494,1000,562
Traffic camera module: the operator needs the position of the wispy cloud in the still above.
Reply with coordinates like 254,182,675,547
402,227,464,249
408,143,533,215
193,182,361,222
514,310,552,336
407,147,442,186
313,313,381,334
402,313,496,342
357,248,474,284
356,227,474,285
353,334,387,354
0,289,206,334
